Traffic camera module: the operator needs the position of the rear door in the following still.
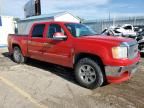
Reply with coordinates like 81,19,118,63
28,24,46,61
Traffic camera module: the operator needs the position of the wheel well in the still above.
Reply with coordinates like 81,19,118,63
74,53,105,75
12,44,21,53
12,44,20,49
75,53,103,65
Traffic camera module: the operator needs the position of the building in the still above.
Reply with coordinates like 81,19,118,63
17,12,81,34
24,0,41,17
0,16,16,47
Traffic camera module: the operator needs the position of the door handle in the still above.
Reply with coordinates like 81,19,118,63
43,43,53,48
43,43,49,45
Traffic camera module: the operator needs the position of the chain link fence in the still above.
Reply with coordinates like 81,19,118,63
84,16,144,33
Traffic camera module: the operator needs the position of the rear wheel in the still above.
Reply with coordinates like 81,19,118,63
13,46,26,63
75,58,104,89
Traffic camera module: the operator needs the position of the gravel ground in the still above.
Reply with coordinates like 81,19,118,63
0,48,144,108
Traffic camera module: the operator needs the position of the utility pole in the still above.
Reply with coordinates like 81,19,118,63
113,16,116,26
134,16,136,26
35,0,41,16
109,11,111,27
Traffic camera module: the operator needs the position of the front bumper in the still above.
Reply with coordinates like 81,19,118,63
105,62,139,83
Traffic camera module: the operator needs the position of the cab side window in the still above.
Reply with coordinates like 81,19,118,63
32,24,45,38
47,24,65,38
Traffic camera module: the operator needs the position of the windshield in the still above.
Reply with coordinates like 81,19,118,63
65,23,97,37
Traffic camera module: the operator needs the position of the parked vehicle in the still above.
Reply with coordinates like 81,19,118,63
8,21,140,89
101,28,122,36
102,24,137,37
115,24,137,36
102,27,144,53
138,31,144,53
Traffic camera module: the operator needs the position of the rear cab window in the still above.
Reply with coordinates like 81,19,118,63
32,24,45,38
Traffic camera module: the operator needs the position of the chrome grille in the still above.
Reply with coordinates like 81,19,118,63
128,43,138,59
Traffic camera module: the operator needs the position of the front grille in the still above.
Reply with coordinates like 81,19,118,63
128,43,138,59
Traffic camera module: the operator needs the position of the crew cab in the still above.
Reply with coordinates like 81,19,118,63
8,21,140,89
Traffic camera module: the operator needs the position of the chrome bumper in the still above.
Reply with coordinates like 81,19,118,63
105,62,139,76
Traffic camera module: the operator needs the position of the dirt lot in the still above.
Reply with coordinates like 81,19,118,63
0,48,144,108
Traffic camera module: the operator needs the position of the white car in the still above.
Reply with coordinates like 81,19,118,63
101,28,122,36
115,24,137,36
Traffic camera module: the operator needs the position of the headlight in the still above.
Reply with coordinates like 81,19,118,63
112,46,128,59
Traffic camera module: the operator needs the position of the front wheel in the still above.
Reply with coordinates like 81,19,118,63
75,58,104,89
13,46,26,63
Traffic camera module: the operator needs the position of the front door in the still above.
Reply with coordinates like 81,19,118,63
43,23,73,67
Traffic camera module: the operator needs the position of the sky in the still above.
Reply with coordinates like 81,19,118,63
0,0,144,20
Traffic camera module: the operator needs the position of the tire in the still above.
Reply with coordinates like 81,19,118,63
13,46,26,64
75,58,104,89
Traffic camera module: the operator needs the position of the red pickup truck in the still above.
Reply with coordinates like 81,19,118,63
8,21,140,89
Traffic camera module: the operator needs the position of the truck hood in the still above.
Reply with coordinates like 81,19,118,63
79,35,134,45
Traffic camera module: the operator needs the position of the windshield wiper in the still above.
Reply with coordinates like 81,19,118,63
90,34,99,36
80,35,90,36
79,34,98,37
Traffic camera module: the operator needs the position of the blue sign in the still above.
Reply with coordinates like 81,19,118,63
0,16,2,26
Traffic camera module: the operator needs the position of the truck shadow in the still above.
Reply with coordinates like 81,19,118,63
26,58,76,83
2,52,77,85
2,52,109,88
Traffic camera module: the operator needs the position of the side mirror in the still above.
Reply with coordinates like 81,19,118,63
53,32,67,40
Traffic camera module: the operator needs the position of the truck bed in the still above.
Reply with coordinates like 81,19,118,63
8,34,28,56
